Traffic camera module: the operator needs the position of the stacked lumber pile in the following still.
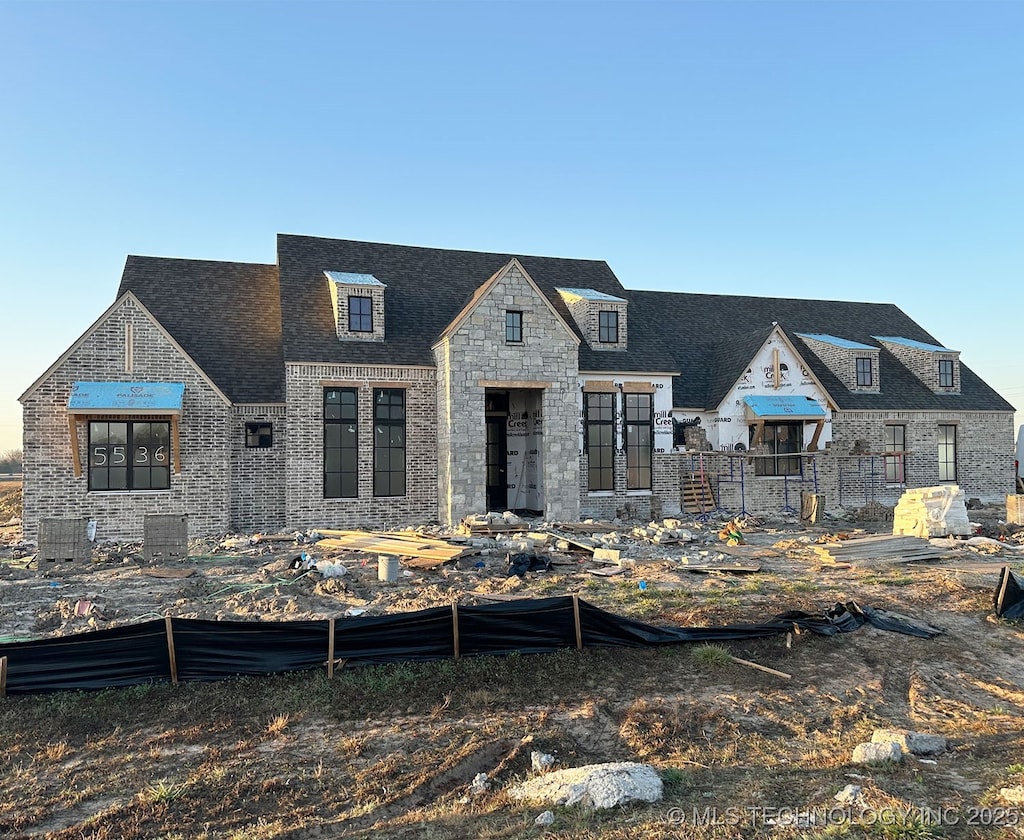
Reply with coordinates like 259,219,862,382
810,534,950,566
315,529,473,569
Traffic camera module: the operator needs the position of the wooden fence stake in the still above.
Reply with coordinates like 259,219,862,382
730,655,791,680
452,602,460,659
327,618,335,679
0,656,7,698
572,594,583,650
164,616,178,685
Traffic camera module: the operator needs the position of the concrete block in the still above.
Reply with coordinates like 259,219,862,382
144,514,188,562
38,518,90,571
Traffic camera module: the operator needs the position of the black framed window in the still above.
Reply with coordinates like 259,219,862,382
938,359,954,389
348,296,373,332
598,310,619,343
624,393,652,490
585,392,615,490
752,421,802,477
374,388,406,497
324,388,358,498
938,424,957,481
505,310,523,343
856,357,873,387
88,420,170,491
885,424,906,483
245,422,273,449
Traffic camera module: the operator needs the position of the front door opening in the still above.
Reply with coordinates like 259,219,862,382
485,388,544,516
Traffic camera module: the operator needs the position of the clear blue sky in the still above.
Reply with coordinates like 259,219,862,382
2,0,1022,455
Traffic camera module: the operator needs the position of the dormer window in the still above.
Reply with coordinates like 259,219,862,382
796,333,879,393
873,336,960,395
599,310,619,343
855,357,873,387
938,359,954,389
326,271,386,342
556,288,628,351
348,296,373,332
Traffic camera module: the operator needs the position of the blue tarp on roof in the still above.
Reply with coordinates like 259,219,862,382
744,394,826,419
68,382,185,412
873,336,954,353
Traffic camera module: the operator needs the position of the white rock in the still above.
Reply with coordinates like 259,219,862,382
834,783,864,805
852,741,903,764
531,751,555,773
534,810,555,826
999,785,1024,806
509,761,663,810
870,728,946,756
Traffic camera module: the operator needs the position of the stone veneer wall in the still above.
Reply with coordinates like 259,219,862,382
435,264,580,524
284,363,437,531
230,404,287,533
21,297,232,543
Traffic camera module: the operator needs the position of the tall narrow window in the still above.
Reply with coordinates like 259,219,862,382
856,357,873,387
624,393,652,490
585,392,615,490
938,424,957,481
505,310,523,343
374,388,406,497
348,296,373,332
752,421,802,477
324,388,358,498
88,420,170,491
885,424,906,484
598,311,619,343
938,359,954,389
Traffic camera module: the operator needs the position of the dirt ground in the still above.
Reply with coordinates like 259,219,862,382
4,482,1024,839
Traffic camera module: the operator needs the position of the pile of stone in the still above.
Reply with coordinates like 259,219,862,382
892,485,973,539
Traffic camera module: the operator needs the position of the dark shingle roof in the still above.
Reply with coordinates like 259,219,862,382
276,234,674,373
627,290,1013,412
117,256,283,403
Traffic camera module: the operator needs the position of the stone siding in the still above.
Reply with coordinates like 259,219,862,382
21,297,232,543
434,263,580,524
284,363,437,531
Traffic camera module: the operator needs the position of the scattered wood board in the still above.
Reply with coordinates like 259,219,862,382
141,567,196,578
674,563,761,575
588,566,627,577
316,529,470,564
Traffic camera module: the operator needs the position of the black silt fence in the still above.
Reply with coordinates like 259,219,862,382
0,595,943,697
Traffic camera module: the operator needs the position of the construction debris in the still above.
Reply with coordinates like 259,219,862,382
809,534,950,566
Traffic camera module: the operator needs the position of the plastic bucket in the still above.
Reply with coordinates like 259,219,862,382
378,554,400,583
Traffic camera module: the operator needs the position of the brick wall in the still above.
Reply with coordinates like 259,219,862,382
230,404,287,533
284,363,438,531
21,297,232,542
876,340,961,394
800,337,880,393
